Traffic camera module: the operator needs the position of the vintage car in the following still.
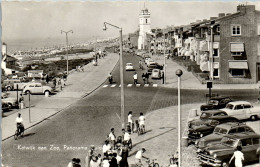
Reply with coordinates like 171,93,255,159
23,82,53,95
220,101,260,121
200,97,232,111
197,132,260,167
1,93,18,109
151,69,161,79
196,122,255,149
125,63,134,71
147,63,163,74
188,110,239,144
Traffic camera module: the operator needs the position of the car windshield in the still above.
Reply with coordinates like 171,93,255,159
153,69,159,72
126,63,132,66
200,112,211,118
214,127,228,134
221,137,238,147
226,104,234,109
208,100,219,105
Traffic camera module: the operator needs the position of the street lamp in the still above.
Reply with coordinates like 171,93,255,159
103,22,125,129
61,30,73,76
176,69,183,167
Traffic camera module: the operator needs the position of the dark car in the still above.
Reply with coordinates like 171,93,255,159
188,110,239,144
197,132,260,167
196,122,255,149
147,63,163,74
200,97,232,111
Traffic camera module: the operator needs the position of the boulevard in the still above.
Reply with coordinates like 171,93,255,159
2,52,259,166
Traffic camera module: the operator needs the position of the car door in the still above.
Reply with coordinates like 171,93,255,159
240,138,256,163
233,104,245,120
34,83,43,94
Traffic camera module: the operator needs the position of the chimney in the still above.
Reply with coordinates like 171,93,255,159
218,13,225,18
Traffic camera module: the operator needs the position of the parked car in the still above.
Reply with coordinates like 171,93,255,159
2,79,23,91
2,102,10,112
125,63,134,71
200,97,232,111
188,110,239,144
151,69,161,79
144,57,151,64
147,63,164,74
146,59,156,66
23,83,53,95
196,122,255,148
197,132,260,167
220,101,260,121
1,94,18,109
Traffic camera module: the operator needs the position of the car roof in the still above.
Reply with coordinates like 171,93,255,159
210,97,230,100
227,101,251,105
224,132,260,139
216,122,248,129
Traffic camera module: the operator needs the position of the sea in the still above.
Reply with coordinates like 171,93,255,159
2,37,100,54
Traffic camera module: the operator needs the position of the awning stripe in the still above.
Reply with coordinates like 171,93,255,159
229,61,248,69
230,43,244,52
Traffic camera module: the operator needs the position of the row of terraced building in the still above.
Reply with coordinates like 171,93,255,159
147,4,260,84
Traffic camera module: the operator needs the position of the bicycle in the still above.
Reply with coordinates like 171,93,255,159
138,124,145,136
145,158,160,167
14,124,24,140
168,154,178,166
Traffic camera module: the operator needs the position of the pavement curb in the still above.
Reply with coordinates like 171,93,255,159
2,53,119,141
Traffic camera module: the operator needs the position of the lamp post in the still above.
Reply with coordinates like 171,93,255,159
176,69,183,167
163,31,167,84
103,22,125,129
61,30,73,76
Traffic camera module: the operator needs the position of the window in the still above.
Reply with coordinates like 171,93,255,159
237,127,246,133
252,138,259,144
213,69,219,77
229,128,237,134
232,52,242,56
243,104,252,109
231,69,245,77
213,62,219,78
241,138,252,146
213,49,219,57
231,25,241,36
235,105,243,110
245,127,254,132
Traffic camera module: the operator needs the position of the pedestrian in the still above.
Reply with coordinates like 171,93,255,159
16,113,24,134
86,145,95,167
109,128,116,149
229,145,244,167
46,74,49,84
127,111,133,133
103,140,111,156
19,93,24,109
102,157,110,167
142,73,146,84
68,158,77,167
119,144,129,167
53,77,56,88
145,73,149,84
122,129,131,149
134,120,139,133
108,73,113,84
133,72,138,85
162,71,164,84
90,156,99,167
97,154,102,167
135,148,148,166
139,60,142,69
139,112,145,132
109,153,118,167
115,151,122,166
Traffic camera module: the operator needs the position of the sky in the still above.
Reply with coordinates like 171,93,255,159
2,1,260,46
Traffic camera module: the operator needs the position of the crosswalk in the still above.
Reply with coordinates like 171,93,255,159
103,83,158,88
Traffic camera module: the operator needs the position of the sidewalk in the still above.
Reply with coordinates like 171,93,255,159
150,55,259,90
1,53,119,141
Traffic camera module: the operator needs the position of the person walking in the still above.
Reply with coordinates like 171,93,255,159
139,60,143,69
127,111,133,133
229,145,244,167
108,73,113,84
86,145,95,167
19,93,24,109
90,156,99,167
142,73,146,84
109,128,116,149
46,74,49,84
53,77,56,88
102,140,111,156
145,73,149,84
161,71,165,84
119,144,129,167
109,153,118,167
133,72,138,85
16,113,24,134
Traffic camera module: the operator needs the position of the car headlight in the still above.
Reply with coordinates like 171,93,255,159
213,154,217,158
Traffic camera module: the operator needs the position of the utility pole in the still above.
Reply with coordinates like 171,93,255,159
61,30,73,76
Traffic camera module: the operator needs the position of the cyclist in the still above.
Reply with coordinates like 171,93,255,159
135,148,148,166
16,113,24,135
138,113,145,133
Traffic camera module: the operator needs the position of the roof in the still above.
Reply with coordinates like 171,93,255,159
227,101,251,105
216,122,247,129
225,132,260,139
210,97,230,100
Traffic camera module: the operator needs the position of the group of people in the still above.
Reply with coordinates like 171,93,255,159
69,111,147,167
133,72,149,85
52,76,66,90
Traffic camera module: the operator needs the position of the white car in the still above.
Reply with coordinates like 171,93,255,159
125,63,134,71
151,69,161,79
220,101,260,121
23,83,53,95
145,57,151,64
147,59,156,66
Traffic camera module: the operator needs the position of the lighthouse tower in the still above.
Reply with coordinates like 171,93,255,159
138,7,151,50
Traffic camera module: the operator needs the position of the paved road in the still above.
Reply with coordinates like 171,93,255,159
2,52,259,166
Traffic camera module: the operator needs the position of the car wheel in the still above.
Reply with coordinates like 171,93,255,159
250,115,258,121
221,161,230,167
7,86,12,91
8,103,12,109
44,90,50,96
25,90,30,95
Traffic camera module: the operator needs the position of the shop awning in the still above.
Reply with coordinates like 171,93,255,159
229,61,248,69
230,43,244,52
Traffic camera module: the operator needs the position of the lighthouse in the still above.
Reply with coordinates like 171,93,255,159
138,7,151,50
